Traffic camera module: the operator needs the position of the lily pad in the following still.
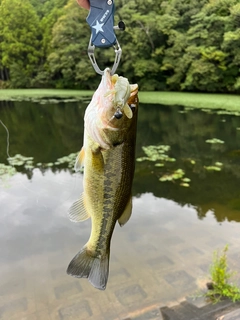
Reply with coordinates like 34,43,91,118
137,145,173,163
217,110,240,116
166,157,176,162
204,166,221,171
159,168,185,183
155,163,164,167
172,173,182,179
180,183,190,187
159,175,173,182
46,163,53,167
205,138,225,144
0,163,17,187
7,154,34,170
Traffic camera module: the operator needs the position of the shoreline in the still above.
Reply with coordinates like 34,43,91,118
1,89,240,111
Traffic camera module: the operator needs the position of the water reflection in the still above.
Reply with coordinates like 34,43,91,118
1,101,240,318
1,171,240,319
2,101,240,222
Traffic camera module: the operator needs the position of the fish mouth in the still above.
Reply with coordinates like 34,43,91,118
102,68,113,90
102,68,139,93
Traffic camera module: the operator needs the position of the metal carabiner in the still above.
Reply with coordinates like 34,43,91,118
86,0,124,75
88,37,122,75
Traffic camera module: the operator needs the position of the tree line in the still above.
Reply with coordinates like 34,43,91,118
0,0,240,92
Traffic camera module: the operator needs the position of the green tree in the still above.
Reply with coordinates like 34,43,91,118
117,0,165,90
47,0,98,89
158,0,208,91
222,2,240,91
182,0,239,92
0,0,42,87
1,0,240,92
159,0,240,92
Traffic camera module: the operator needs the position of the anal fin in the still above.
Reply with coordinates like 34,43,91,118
68,193,90,222
118,196,132,227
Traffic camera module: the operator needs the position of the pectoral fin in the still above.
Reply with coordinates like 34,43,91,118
118,197,132,227
74,147,85,172
68,193,90,222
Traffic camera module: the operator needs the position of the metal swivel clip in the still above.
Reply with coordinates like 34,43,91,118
86,0,125,75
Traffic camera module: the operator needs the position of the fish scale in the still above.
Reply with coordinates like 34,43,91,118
89,143,131,254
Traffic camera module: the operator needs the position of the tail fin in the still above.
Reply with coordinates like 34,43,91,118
67,246,109,290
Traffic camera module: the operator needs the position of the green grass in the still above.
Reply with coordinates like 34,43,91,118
139,91,240,111
204,245,240,303
1,89,240,111
0,89,93,100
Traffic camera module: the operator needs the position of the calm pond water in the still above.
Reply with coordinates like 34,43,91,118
1,100,240,320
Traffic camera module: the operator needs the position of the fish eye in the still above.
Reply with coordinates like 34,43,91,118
130,104,136,112
114,110,123,119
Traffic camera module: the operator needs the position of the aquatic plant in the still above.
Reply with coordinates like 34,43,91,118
1,152,80,186
138,145,190,187
179,110,187,114
0,163,17,177
180,183,190,187
155,163,164,167
160,168,184,181
35,153,79,170
205,138,225,144
1,154,33,187
3,152,80,172
216,110,240,116
204,162,223,172
159,169,191,187
137,145,174,163
54,152,79,170
204,166,221,171
0,150,83,189
181,177,191,186
8,154,34,169
204,245,240,303
201,109,213,114
0,163,17,187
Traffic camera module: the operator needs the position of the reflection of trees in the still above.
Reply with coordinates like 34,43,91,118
134,104,240,223
0,101,85,163
1,101,240,222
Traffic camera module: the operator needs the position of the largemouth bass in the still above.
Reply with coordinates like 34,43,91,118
67,68,138,290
